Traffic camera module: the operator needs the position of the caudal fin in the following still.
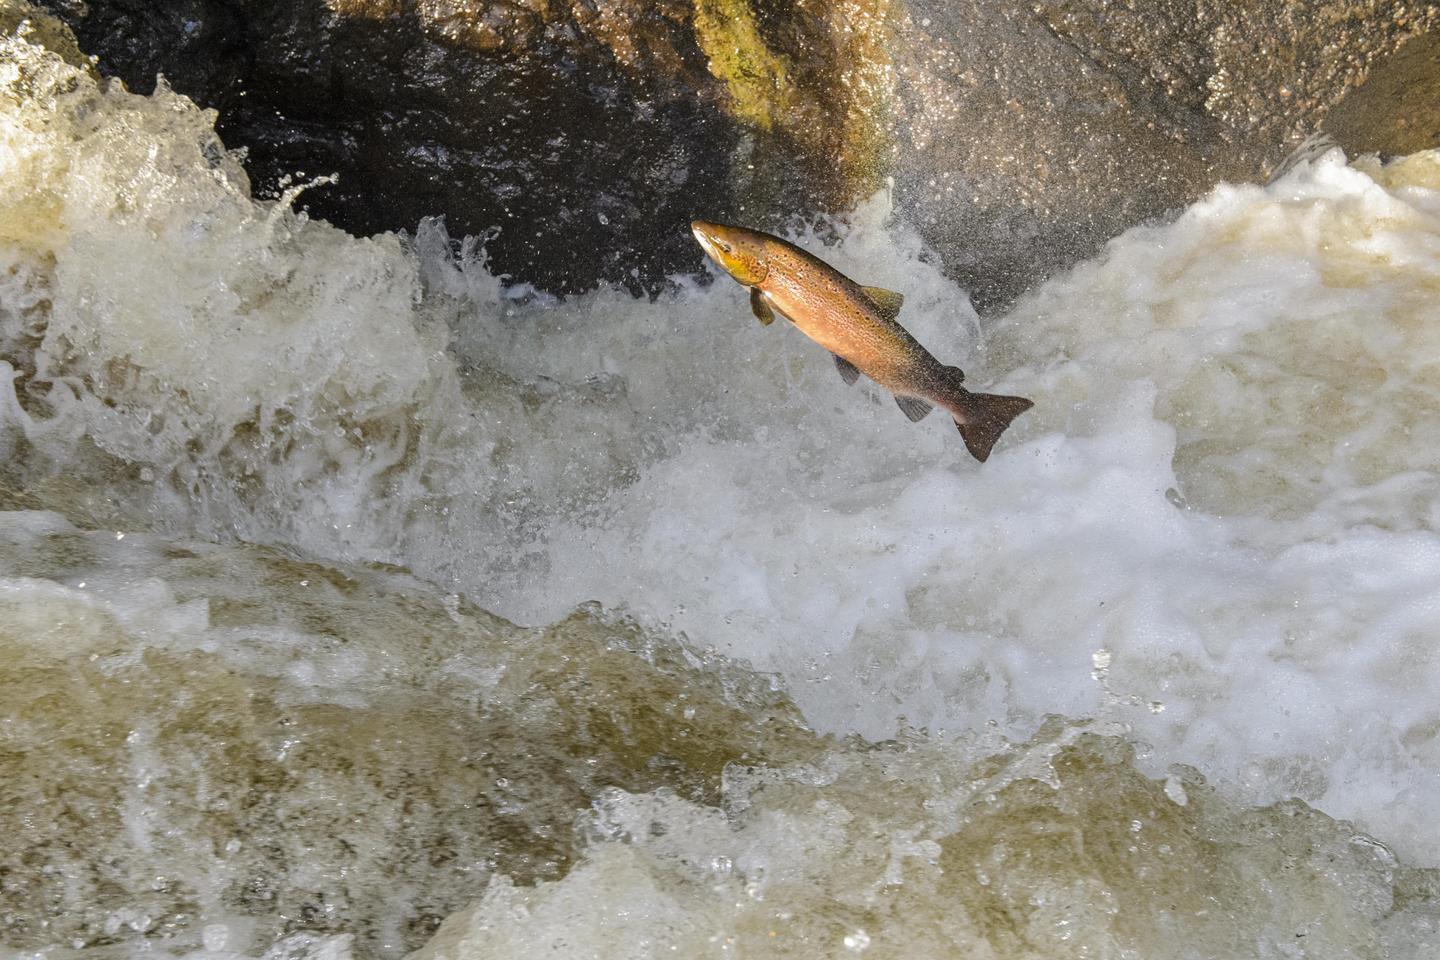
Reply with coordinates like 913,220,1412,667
949,387,1033,463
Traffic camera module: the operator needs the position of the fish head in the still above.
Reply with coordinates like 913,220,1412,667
691,221,770,286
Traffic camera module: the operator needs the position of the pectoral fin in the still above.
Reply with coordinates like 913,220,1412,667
750,288,775,326
895,395,933,422
861,286,905,320
833,354,861,385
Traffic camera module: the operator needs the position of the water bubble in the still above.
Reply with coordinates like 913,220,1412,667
843,929,871,951
202,924,229,951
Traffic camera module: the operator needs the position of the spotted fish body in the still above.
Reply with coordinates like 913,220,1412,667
691,220,1033,462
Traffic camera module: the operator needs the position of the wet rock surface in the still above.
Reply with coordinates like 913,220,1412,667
890,0,1440,307
1324,28,1440,158
27,0,1440,305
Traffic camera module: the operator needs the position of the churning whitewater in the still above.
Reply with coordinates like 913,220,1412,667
3,17,1440,960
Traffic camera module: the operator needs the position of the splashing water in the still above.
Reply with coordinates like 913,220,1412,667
4,17,1440,960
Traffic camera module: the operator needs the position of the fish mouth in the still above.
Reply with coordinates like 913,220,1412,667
691,221,723,264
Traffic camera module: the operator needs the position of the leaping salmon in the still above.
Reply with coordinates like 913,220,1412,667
691,221,1033,462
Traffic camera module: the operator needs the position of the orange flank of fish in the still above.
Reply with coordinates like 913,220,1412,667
690,220,1034,462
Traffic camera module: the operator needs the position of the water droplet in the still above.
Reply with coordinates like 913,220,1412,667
1091,647,1112,681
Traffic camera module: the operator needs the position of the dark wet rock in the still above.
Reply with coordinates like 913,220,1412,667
29,0,734,294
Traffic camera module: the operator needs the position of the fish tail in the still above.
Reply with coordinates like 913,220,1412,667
936,366,1033,463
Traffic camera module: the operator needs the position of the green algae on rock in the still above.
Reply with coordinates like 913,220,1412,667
692,0,895,206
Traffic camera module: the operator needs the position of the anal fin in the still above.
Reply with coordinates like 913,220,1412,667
833,354,861,385
895,395,933,422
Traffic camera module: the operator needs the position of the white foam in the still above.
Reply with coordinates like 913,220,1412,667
413,722,1439,959
4,10,1440,891
0,26,470,562
437,153,1440,860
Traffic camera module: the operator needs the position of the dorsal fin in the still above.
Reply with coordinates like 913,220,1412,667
861,286,904,320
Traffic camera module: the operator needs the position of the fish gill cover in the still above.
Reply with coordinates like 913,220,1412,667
3,8,1440,960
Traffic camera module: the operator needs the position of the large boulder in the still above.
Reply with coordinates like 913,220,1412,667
888,0,1440,306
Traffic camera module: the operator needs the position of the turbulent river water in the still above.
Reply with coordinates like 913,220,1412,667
4,16,1440,960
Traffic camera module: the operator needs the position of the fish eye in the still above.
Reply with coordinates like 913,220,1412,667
717,241,733,253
